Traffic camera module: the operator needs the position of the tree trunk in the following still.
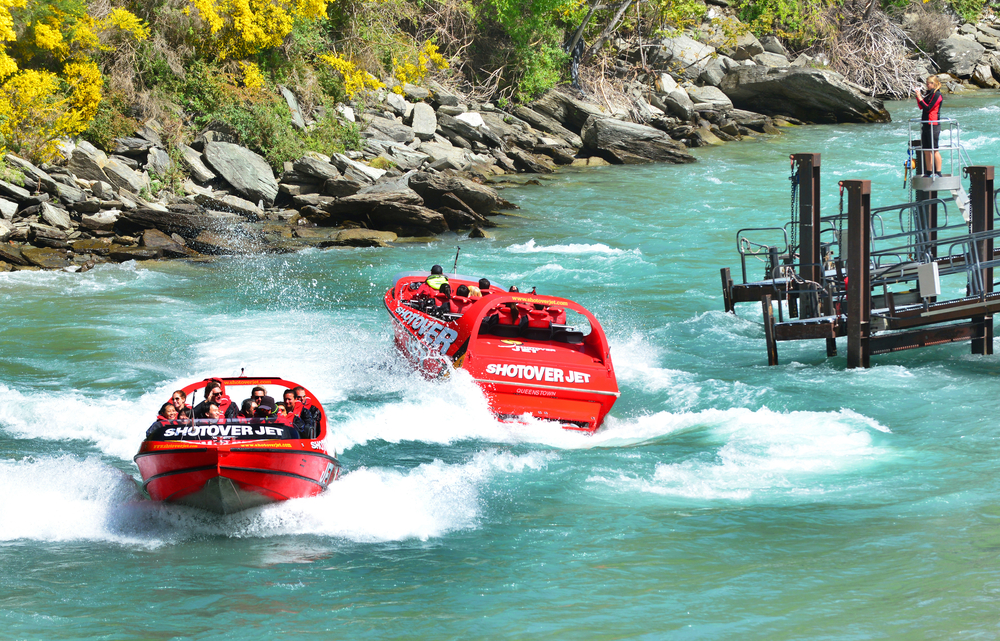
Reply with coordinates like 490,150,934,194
582,0,635,64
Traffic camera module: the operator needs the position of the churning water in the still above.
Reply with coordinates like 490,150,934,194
3,94,1000,639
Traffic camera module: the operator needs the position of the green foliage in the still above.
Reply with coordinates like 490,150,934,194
651,0,707,34
368,156,395,170
81,89,139,152
0,159,25,186
950,0,985,22
479,0,571,101
732,0,835,48
170,61,359,169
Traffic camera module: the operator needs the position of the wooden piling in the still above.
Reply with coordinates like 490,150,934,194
843,180,871,369
968,165,995,355
762,295,778,366
792,154,822,292
721,267,734,314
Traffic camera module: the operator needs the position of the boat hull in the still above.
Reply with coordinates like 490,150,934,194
135,441,340,514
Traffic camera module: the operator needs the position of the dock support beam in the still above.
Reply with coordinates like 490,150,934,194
762,295,778,365
968,165,995,355
721,267,734,314
844,180,872,369
792,154,822,294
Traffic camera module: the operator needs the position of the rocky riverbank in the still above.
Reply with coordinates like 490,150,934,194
3,8,999,273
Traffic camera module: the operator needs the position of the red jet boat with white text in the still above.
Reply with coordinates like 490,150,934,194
134,377,340,514
385,271,619,432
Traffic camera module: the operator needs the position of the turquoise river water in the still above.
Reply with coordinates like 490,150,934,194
3,95,1000,639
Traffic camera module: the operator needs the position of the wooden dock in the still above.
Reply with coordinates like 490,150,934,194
720,153,998,367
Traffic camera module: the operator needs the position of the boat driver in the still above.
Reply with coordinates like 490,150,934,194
425,264,448,290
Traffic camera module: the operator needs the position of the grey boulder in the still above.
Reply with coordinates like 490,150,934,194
581,116,695,165
719,66,890,123
935,35,986,77
203,142,278,206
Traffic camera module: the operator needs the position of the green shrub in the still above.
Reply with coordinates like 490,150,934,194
950,0,986,22
81,90,139,152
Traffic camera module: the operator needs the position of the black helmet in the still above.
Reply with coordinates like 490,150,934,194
431,264,443,275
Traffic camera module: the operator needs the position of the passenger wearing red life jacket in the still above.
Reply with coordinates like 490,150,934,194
291,386,321,438
170,390,192,418
273,402,303,439
147,403,179,436
915,75,944,177
193,380,238,419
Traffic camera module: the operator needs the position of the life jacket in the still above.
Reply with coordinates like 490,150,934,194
918,90,943,125
426,274,448,290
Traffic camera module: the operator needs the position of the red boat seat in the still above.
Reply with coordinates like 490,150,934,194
526,308,550,329
546,306,567,325
450,295,473,314
495,307,517,325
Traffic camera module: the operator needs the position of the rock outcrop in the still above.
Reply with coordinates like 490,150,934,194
719,66,891,123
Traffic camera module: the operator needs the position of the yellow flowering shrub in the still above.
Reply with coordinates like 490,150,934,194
186,0,330,60
0,2,146,161
391,42,448,93
239,60,265,89
319,53,385,98
0,69,80,161
107,8,150,42
0,0,25,79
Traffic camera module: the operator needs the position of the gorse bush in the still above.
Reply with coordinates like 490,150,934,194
0,0,148,161
185,0,330,60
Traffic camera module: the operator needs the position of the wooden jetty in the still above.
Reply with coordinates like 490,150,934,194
720,138,999,367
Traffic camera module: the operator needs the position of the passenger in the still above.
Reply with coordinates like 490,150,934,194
159,403,178,421
241,386,266,410
270,403,301,438
468,278,491,298
283,388,297,415
206,402,222,421
171,390,192,418
509,285,519,293
193,381,238,419
254,396,275,418
293,386,321,439
430,283,453,317
239,399,258,419
455,284,470,297
148,403,179,437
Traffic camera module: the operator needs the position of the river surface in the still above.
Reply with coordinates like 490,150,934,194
3,94,1000,639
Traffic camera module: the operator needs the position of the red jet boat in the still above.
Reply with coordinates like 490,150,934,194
385,271,619,433
134,377,341,514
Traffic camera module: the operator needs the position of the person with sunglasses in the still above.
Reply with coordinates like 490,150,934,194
193,381,237,419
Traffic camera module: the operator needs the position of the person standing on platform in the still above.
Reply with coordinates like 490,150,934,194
914,75,944,178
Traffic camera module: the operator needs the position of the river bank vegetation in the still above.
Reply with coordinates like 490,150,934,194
0,0,996,167
0,0,997,272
